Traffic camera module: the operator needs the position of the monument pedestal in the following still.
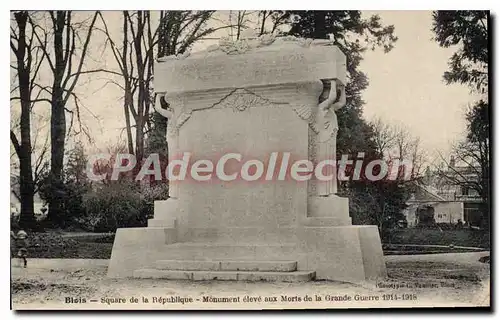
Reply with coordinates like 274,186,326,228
108,36,387,283
108,224,385,282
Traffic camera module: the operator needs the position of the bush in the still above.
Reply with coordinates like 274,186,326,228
81,181,168,232
38,142,90,228
382,228,490,248
17,232,113,259
82,234,115,243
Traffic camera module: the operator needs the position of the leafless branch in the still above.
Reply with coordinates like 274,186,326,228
61,12,99,107
10,130,21,158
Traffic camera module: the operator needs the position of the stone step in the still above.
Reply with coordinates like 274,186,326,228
301,217,348,227
155,260,297,272
184,227,298,243
133,269,315,282
148,218,177,228
159,242,297,260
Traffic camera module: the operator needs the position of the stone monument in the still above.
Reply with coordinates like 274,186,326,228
108,35,387,282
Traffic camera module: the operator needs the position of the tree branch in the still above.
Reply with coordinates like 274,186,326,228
10,130,21,158
29,16,56,72
61,11,99,107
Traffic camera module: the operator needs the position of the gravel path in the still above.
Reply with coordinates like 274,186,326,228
11,252,490,310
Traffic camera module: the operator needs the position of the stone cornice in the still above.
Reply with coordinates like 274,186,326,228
154,38,346,95
160,81,323,112
158,35,340,61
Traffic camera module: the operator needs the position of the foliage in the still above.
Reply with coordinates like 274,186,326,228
383,228,490,249
432,11,488,92
81,181,168,232
38,142,91,228
467,100,489,144
12,232,113,259
463,101,490,215
38,139,169,232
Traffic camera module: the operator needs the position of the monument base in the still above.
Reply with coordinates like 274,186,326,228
107,224,386,283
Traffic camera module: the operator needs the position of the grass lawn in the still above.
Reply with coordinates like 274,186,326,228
13,227,490,259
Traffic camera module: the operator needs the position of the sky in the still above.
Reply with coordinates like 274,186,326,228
12,10,479,162
359,11,476,157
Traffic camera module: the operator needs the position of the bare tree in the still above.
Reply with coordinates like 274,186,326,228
10,11,50,229
371,117,396,158
11,124,50,204
226,10,256,39
370,118,426,179
257,11,289,36
29,11,99,225
393,125,426,177
213,11,288,39
98,11,230,165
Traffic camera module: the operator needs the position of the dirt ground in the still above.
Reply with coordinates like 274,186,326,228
11,252,490,310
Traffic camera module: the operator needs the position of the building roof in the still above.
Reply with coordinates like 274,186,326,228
407,182,447,203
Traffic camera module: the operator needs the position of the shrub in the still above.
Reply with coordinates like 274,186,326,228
382,228,490,248
81,181,168,232
38,142,90,228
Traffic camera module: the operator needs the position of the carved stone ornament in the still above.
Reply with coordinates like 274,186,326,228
157,50,191,61
212,88,273,112
158,34,337,60
292,104,318,133
218,37,251,55
175,109,193,128
165,109,192,138
156,88,273,136
291,79,345,135
155,93,192,137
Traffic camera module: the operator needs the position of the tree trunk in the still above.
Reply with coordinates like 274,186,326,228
122,11,134,155
148,12,171,165
313,11,328,39
124,90,135,155
47,11,68,226
131,11,146,165
14,11,36,229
